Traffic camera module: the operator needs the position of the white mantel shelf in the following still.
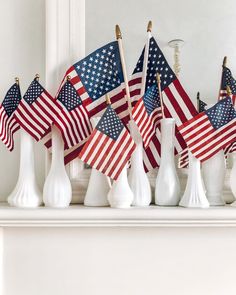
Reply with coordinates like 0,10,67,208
0,203,236,227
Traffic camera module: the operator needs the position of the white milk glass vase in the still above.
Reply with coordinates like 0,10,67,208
128,119,151,206
155,118,180,206
8,129,42,208
202,150,226,206
43,125,72,208
179,151,209,208
230,152,236,206
107,166,134,208
84,117,111,206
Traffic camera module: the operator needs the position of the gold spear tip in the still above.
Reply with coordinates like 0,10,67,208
35,73,40,81
105,94,111,105
226,85,232,95
66,75,71,81
156,73,161,83
223,56,227,67
15,77,19,84
115,24,122,39
147,20,152,32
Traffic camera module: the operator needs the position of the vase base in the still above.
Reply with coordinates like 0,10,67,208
84,202,109,207
109,202,132,209
230,201,236,207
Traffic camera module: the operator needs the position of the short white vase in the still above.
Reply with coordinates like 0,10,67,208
107,166,134,208
84,117,111,207
202,150,226,206
128,119,151,207
43,125,72,208
230,152,236,206
8,129,42,208
179,151,209,208
155,118,181,206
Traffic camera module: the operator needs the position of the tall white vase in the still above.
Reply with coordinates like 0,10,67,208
8,129,42,208
155,118,180,206
230,152,236,206
179,151,209,208
84,117,111,207
202,150,226,206
128,120,151,206
43,125,72,208
107,166,134,208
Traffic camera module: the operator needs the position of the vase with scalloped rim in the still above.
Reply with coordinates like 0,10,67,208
155,118,181,206
84,117,111,206
230,152,236,206
179,151,209,208
8,129,42,208
43,125,72,208
128,119,151,207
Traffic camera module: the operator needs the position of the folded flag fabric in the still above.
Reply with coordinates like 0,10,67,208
132,84,162,149
0,82,21,150
178,97,236,162
15,77,60,141
220,66,236,105
55,79,92,149
224,141,236,155
79,105,136,180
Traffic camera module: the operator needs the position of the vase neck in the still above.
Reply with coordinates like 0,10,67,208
160,119,175,161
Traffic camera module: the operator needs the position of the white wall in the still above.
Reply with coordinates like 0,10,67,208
0,0,45,200
86,0,236,103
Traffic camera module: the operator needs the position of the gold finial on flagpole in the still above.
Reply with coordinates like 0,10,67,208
105,94,111,105
147,20,152,32
35,74,40,81
223,56,227,67
115,24,122,40
15,77,19,85
226,85,232,96
66,75,71,81
156,73,165,118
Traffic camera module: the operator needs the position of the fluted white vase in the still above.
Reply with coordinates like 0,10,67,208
202,150,226,206
128,119,151,207
179,151,209,208
155,118,180,206
107,166,134,208
230,152,236,206
43,125,72,208
8,129,42,208
84,117,111,206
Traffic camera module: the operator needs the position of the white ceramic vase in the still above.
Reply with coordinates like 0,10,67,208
8,129,42,208
84,117,111,206
107,166,134,208
179,151,209,208
155,118,181,206
43,125,72,208
202,150,226,206
128,119,151,206
230,152,236,206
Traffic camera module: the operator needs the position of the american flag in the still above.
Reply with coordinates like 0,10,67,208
15,78,60,141
0,82,21,150
79,105,136,180
132,84,162,149
219,66,236,105
55,79,92,149
178,97,236,162
129,36,197,171
199,99,207,112
60,41,129,125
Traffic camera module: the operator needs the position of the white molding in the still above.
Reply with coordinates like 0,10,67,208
1,203,236,227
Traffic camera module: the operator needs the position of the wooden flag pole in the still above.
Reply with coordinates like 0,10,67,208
226,85,232,96
105,94,111,105
115,24,132,119
197,91,200,112
140,21,152,97
156,73,165,118
218,56,227,101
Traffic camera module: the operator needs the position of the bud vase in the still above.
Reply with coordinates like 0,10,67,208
8,129,42,208
230,152,236,206
107,166,134,208
179,151,209,208
155,118,180,206
84,117,111,206
43,125,72,208
202,150,226,206
128,119,151,206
